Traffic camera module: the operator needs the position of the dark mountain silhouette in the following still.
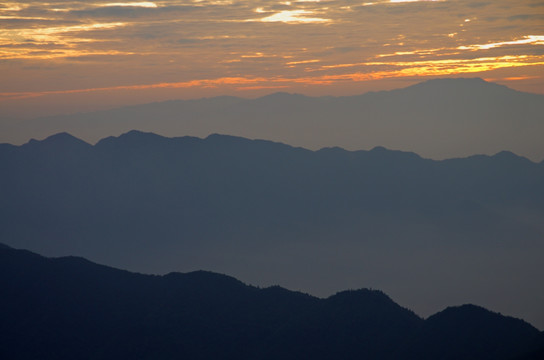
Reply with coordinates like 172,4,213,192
415,305,543,360
1,78,543,161
1,130,543,329
1,244,542,360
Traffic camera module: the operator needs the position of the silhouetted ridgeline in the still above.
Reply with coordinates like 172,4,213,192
1,244,542,360
2,78,544,161
1,130,544,330
2,130,543,253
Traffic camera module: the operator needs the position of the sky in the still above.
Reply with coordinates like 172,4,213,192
1,0,543,118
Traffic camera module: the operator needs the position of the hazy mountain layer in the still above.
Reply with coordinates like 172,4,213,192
1,130,543,329
1,244,542,360
2,78,543,161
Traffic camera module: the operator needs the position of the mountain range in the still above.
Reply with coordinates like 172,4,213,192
1,130,543,329
1,243,543,360
1,78,543,161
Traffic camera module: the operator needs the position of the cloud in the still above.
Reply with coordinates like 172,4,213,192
101,2,158,7
258,9,331,24
0,0,542,107
457,36,544,51
389,0,444,3
2,52,542,102
68,4,199,18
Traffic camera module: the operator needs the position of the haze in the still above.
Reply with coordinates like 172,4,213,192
1,0,543,334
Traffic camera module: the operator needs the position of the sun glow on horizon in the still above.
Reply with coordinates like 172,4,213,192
259,10,330,24
2,52,542,101
101,2,158,7
0,0,542,112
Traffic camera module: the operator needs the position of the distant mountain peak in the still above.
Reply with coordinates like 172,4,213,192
95,130,169,148
205,133,246,141
170,269,245,283
44,131,77,140
118,129,164,140
24,132,91,152
331,288,392,301
492,150,531,162
368,145,423,161
428,303,537,330
405,76,514,94
31,132,89,146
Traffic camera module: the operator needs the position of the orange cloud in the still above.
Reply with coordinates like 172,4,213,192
458,36,544,51
258,10,331,24
0,77,269,101
3,54,542,101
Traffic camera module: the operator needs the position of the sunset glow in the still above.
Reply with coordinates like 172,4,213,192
389,0,442,3
1,0,543,118
457,36,544,51
101,2,158,7
259,10,330,24
2,2,544,346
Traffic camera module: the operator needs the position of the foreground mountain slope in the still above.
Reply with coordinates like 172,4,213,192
1,130,543,329
1,244,542,360
2,78,543,161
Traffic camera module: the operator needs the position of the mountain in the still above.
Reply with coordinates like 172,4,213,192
1,244,542,360
1,78,543,161
1,130,543,329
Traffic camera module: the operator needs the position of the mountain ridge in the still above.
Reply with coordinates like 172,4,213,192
1,243,542,360
6,129,540,164
2,77,543,161
1,130,543,330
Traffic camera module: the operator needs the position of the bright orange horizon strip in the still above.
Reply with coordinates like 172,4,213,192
1,55,543,101
0,77,271,101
